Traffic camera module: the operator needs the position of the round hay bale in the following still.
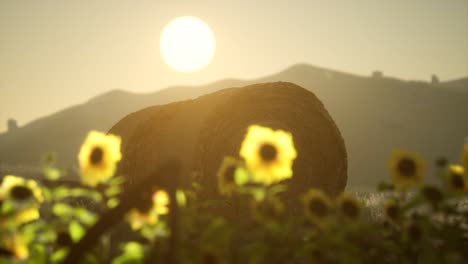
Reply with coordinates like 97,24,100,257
109,82,347,197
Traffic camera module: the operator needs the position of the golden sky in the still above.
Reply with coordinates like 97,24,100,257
0,0,467,132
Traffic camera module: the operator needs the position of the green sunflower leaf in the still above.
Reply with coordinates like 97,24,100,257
234,167,250,186
69,221,85,242
51,248,68,263
107,198,120,209
74,207,97,226
43,167,62,181
105,185,121,197
52,203,74,218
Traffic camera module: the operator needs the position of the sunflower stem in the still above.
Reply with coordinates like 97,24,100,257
143,163,180,264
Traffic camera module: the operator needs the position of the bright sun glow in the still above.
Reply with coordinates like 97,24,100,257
160,16,215,73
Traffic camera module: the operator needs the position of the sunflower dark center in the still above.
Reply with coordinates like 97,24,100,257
90,147,104,165
308,199,328,217
259,143,277,162
224,166,236,183
10,185,33,200
450,173,465,190
342,200,359,218
397,158,416,177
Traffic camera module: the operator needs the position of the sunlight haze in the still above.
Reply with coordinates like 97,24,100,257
0,0,467,132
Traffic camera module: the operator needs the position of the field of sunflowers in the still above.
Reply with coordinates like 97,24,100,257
0,125,467,263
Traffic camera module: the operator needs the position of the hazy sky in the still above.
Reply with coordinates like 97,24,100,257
1,0,467,132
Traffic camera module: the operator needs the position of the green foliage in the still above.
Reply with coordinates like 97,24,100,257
69,221,85,242
0,152,467,263
112,242,144,264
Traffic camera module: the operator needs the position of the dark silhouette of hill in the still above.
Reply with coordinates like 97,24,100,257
440,77,468,93
0,64,467,189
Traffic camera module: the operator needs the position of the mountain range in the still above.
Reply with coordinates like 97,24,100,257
1,64,467,190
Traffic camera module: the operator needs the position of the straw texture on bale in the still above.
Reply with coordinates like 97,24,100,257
109,82,347,197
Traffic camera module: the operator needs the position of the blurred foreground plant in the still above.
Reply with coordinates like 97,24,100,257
0,127,466,263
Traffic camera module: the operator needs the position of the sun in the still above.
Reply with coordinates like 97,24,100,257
160,16,215,73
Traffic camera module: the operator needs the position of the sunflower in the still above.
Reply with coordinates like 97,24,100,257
0,176,43,225
78,131,122,187
302,189,332,227
388,149,425,189
384,199,400,222
0,175,43,203
446,165,466,192
216,156,246,196
336,192,361,220
239,125,297,185
126,190,169,230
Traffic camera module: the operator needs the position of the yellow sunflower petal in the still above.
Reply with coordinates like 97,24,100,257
15,207,40,224
0,175,24,198
125,209,158,230
3,234,29,260
26,179,43,203
447,165,466,192
153,190,169,215
78,131,122,187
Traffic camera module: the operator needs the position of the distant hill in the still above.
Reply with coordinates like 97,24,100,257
440,77,468,93
1,64,467,189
